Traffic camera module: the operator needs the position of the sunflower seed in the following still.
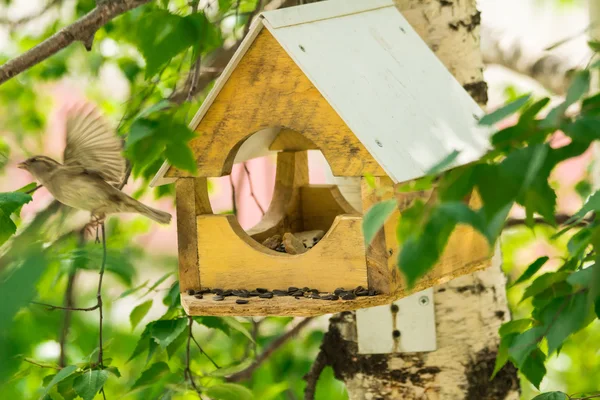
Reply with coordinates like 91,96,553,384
273,290,288,296
259,292,273,299
256,288,268,293
341,292,356,300
186,289,195,296
213,295,224,301
236,299,249,304
288,286,299,292
356,290,369,296
249,291,261,297
194,294,203,299
334,288,344,295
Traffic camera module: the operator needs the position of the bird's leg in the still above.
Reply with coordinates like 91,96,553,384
84,213,106,243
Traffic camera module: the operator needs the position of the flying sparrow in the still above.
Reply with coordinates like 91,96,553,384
17,105,172,227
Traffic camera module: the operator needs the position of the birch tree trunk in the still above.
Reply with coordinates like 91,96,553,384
316,1,520,398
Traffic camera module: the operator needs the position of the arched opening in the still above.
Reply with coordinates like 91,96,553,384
206,127,361,254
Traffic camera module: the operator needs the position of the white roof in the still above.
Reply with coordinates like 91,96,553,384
151,0,492,186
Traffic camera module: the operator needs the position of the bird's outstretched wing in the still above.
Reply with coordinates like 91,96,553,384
63,104,126,186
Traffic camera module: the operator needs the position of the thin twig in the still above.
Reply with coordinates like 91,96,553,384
30,301,99,311
25,185,43,194
191,336,220,369
185,316,203,398
242,0,262,38
243,163,265,215
504,213,594,228
0,0,62,28
97,223,106,367
303,350,327,400
58,270,77,367
23,359,61,370
0,0,152,85
227,318,313,382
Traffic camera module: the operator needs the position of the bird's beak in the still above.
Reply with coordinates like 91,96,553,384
17,161,27,170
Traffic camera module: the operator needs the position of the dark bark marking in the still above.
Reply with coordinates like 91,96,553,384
463,81,489,105
465,347,519,400
448,11,482,32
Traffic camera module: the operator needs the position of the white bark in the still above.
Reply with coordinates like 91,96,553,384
317,1,519,398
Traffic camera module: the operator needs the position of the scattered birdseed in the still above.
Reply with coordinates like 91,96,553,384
249,291,261,296
222,290,233,296
309,289,319,294
288,286,299,292
273,290,288,296
213,295,224,301
236,299,249,304
321,294,333,300
259,292,274,299
354,286,365,294
341,292,356,300
194,294,203,299
330,294,339,301
198,288,211,294
256,288,268,293
211,288,223,295
310,294,321,299
334,288,344,295
186,289,195,296
302,287,309,292
356,290,369,296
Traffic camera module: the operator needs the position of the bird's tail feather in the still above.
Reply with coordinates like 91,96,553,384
135,203,172,224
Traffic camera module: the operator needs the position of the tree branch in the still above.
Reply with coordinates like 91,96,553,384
0,0,152,85
481,24,583,95
243,162,265,215
226,317,313,382
303,350,327,400
504,213,594,228
185,316,204,398
0,0,63,28
58,269,77,367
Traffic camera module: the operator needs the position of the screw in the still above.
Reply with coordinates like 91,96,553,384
390,304,399,313
375,139,383,147
419,295,429,306
392,330,401,338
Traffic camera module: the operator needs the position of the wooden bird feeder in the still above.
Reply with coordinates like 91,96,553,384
151,0,495,316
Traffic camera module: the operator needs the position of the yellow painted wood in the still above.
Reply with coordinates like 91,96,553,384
269,128,320,151
197,214,368,292
246,151,308,243
300,184,360,232
165,29,384,178
175,179,201,292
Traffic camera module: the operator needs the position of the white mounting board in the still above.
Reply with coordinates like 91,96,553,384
356,288,436,354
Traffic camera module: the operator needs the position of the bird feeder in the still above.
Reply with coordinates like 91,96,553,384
151,0,494,316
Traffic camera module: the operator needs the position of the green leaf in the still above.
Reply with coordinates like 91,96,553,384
566,266,594,287
142,272,173,296
541,292,591,355
166,328,187,359
532,392,568,400
150,318,188,348
221,317,254,342
130,362,170,391
521,272,570,302
73,370,109,400
130,300,153,330
499,319,532,336
508,326,544,366
0,191,32,246
117,280,149,299
195,316,231,336
426,150,460,175
362,200,397,246
126,118,159,150
204,383,254,400
0,250,45,329
568,190,600,224
207,359,253,377
479,94,531,126
511,257,549,286
520,349,546,389
40,365,78,398
491,333,516,379
543,71,591,127
164,142,197,174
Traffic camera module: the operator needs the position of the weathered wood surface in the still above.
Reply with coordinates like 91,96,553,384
246,151,308,243
197,214,368,292
175,179,203,292
165,28,383,178
300,184,359,232
269,128,319,151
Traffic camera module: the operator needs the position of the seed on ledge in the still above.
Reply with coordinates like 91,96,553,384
238,292,250,298
211,288,223,295
368,289,378,296
288,286,299,292
310,289,319,294
310,294,321,299
354,286,365,294
213,295,224,301
256,288,268,293
295,296,302,299
330,294,339,301
334,288,344,295
356,290,369,296
249,291,261,296
194,294,203,299
198,288,211,294
341,292,356,300
222,290,233,296
273,290,288,296
321,294,333,300
292,290,304,297
302,287,310,292
236,299,249,304
186,289,195,296
259,292,273,299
